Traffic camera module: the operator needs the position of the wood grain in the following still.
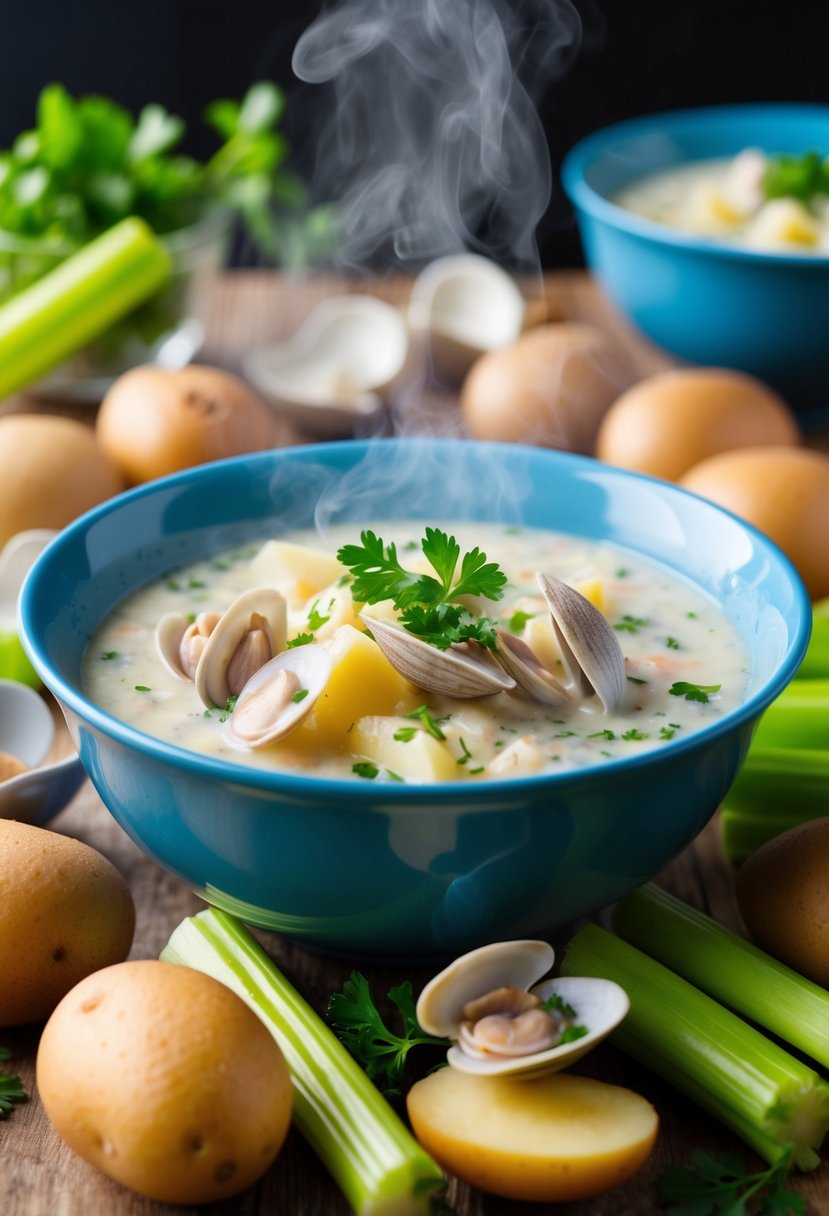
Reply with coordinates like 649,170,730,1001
1,271,825,1216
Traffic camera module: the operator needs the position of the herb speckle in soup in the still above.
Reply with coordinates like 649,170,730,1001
83,523,750,783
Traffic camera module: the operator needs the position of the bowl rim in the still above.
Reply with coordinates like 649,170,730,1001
20,439,812,803
562,102,829,268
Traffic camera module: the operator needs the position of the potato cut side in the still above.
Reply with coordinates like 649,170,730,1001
352,716,460,782
407,1068,658,1203
250,540,344,602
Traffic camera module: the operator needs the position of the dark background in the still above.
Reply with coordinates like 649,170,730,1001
1,0,827,268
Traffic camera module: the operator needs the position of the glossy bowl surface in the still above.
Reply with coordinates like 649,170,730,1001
563,104,829,411
19,440,810,959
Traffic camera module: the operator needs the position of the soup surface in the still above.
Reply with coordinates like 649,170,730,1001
615,149,829,254
84,522,750,783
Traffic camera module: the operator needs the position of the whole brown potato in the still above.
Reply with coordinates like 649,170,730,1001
736,817,829,987
96,364,276,485
0,415,124,547
37,961,293,1204
0,819,134,1026
460,323,632,454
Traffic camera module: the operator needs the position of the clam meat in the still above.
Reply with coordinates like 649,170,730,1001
193,588,288,709
416,938,629,1078
225,643,332,749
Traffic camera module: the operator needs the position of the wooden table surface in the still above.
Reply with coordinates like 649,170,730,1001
2,271,827,1216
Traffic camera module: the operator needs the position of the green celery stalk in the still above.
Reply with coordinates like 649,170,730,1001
720,804,827,863
0,217,170,400
612,885,829,1070
751,680,829,750
161,909,443,1216
798,600,829,679
561,924,829,1170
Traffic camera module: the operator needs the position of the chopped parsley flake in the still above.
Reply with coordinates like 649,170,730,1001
405,705,449,740
507,609,535,633
666,637,680,650
286,632,314,649
555,729,578,738
456,737,474,766
613,614,649,633
188,578,206,589
468,766,484,774
307,600,332,631
291,688,309,704
627,675,647,685
134,684,151,693
589,729,616,740
386,769,404,782
353,762,379,780
659,726,676,740
392,726,419,743
670,681,721,704
622,728,648,741
100,650,118,661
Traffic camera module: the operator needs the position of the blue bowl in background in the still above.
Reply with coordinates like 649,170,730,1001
19,440,810,960
563,104,829,413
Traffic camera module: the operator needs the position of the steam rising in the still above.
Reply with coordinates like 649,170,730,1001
292,0,582,272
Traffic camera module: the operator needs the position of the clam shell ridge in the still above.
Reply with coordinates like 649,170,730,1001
361,613,515,699
537,573,626,713
195,587,288,709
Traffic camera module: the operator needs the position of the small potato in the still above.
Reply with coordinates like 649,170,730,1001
0,819,134,1026
407,1067,658,1203
37,960,293,1205
96,364,276,485
736,817,829,987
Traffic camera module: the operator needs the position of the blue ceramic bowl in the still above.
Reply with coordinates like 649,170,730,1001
19,440,809,960
563,104,829,412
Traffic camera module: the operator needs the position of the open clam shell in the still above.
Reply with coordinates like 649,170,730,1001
494,629,571,707
195,588,288,709
408,254,525,384
156,611,220,682
243,295,409,436
361,613,515,699
537,573,626,713
224,643,332,749
416,938,629,1079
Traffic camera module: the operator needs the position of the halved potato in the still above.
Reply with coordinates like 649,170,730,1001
407,1067,658,1203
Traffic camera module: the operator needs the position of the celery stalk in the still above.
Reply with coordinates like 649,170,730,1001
720,747,829,861
0,217,170,400
161,910,443,1216
721,805,826,863
799,600,829,679
752,680,829,750
613,885,829,1070
561,924,829,1170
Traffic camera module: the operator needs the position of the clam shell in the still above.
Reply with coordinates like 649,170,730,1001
225,643,332,749
494,629,571,707
362,614,515,699
156,612,198,681
195,588,288,709
446,976,630,1078
416,940,555,1039
537,573,626,713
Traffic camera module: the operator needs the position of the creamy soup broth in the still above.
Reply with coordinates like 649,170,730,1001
615,150,829,254
84,523,750,783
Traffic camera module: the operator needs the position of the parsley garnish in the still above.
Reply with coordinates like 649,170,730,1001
666,636,681,650
337,528,507,651
622,728,648,741
0,1048,27,1119
327,973,449,1096
763,149,829,205
627,675,647,685
291,688,309,704
659,1147,805,1215
670,681,722,704
406,705,449,741
560,1025,589,1044
286,632,314,649
307,599,332,631
100,650,118,660
393,726,419,743
352,762,379,780
659,726,676,740
134,684,151,693
456,737,474,766
613,614,649,633
203,695,237,723
589,728,616,740
540,993,577,1018
506,609,535,633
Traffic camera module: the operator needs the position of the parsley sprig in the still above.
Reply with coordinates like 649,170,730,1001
670,681,722,704
0,1048,27,1119
337,528,507,651
327,972,449,1096
763,150,829,206
659,1147,805,1215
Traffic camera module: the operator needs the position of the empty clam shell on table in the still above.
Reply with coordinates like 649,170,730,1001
416,938,629,1079
242,295,410,436
408,254,526,383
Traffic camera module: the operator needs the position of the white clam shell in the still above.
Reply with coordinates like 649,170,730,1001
537,573,627,713
225,643,332,749
494,629,571,707
243,295,409,435
417,940,555,1038
416,938,629,1079
361,612,515,699
195,588,288,709
156,612,201,681
408,254,525,383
